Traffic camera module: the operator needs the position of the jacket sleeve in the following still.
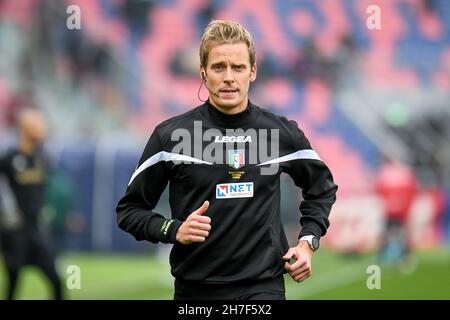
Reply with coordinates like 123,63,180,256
116,128,182,244
282,121,338,240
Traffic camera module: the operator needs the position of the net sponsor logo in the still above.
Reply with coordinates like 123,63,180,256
216,182,254,199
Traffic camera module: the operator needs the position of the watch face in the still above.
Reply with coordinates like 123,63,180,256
312,237,320,250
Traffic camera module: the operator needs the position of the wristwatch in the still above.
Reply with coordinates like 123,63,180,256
299,235,320,252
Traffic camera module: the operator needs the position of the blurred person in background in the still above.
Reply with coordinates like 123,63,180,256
117,20,337,300
0,108,63,300
375,156,419,270
43,165,75,256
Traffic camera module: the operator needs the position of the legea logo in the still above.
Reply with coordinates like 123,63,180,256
214,136,252,143
216,182,254,199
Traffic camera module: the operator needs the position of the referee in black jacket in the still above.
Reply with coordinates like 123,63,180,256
116,20,338,300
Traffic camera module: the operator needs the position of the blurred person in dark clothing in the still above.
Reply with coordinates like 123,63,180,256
0,108,63,300
120,0,154,41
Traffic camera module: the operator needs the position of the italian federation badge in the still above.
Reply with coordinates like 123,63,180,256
227,150,245,169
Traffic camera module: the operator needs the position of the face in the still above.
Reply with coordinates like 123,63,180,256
20,111,48,144
201,42,256,114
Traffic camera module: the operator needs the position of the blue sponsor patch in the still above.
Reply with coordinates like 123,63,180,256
216,182,254,199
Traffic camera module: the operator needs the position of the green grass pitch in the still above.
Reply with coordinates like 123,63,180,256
1,248,449,300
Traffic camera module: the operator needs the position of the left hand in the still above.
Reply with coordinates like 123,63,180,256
283,240,314,283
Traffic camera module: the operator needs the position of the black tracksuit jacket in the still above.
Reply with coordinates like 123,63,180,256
0,149,47,228
116,100,337,284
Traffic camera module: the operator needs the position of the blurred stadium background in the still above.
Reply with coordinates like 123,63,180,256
0,0,449,299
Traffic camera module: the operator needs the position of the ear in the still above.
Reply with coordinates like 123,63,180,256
200,66,206,81
250,64,257,82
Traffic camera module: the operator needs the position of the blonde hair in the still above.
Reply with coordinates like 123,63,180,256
199,20,256,68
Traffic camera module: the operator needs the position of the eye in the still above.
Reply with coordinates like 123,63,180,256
213,65,223,71
234,65,245,71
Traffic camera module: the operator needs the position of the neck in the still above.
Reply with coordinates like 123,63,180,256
203,99,258,129
209,98,248,115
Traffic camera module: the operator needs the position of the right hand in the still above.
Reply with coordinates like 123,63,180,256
176,201,211,245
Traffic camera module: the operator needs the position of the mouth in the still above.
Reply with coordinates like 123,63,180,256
219,88,239,93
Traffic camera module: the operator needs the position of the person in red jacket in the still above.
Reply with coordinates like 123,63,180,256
375,157,419,266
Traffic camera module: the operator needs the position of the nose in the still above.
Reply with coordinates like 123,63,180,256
223,67,234,83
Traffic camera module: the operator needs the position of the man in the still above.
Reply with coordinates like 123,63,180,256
375,157,418,267
0,108,63,300
116,20,338,300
